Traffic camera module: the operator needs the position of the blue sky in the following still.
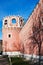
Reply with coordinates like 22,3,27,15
0,0,39,40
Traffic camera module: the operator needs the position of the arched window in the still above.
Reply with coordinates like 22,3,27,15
8,34,11,38
4,20,7,25
7,33,12,39
12,19,16,24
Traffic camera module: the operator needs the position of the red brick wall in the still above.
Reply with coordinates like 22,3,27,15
19,3,43,55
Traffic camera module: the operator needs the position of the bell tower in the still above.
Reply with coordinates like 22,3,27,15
2,16,24,55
